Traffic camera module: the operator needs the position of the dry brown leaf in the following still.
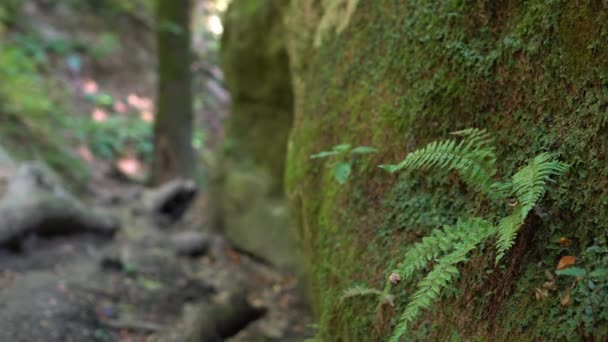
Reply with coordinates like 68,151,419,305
560,288,571,306
534,288,548,300
556,256,577,270
543,281,558,291
545,270,555,283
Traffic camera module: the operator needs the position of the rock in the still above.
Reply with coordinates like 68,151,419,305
0,162,120,247
140,178,198,224
171,231,210,257
184,292,267,342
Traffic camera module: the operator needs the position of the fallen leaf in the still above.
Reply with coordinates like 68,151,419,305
92,107,108,122
545,270,555,283
77,145,94,162
559,237,573,246
557,256,577,270
113,100,128,113
82,79,99,94
140,110,154,123
560,288,571,306
543,281,557,291
116,157,142,176
534,288,549,300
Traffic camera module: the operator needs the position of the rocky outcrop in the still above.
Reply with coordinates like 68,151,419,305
219,0,302,271
281,1,608,340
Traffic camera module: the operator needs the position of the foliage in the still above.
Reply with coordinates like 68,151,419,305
380,128,496,192
311,144,377,184
74,115,153,161
340,284,393,305
340,129,567,341
495,153,569,262
0,41,88,184
284,0,608,339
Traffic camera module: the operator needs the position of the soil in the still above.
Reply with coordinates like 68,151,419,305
0,177,313,342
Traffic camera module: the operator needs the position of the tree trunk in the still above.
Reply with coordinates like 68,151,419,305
151,0,194,185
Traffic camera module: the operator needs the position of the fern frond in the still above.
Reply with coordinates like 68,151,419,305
494,213,524,263
379,128,497,191
393,217,492,281
511,153,568,220
340,285,384,304
388,219,495,341
493,154,568,263
389,243,480,342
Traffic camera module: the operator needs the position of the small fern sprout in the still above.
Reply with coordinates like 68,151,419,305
340,284,394,307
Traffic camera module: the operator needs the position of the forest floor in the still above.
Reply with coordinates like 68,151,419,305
0,171,312,341
0,3,312,341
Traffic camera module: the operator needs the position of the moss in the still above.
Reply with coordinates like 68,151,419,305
219,0,302,270
221,0,293,188
285,0,608,340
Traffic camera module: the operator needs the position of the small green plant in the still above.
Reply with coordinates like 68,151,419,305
342,128,568,341
75,115,153,160
311,144,377,184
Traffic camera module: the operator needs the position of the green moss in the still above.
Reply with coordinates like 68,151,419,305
221,0,293,187
285,0,608,340
219,0,302,271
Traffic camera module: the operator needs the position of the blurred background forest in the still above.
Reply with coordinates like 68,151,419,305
0,1,311,341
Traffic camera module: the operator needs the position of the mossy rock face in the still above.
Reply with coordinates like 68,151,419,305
221,0,293,186
222,167,299,270
284,0,608,340
220,0,301,271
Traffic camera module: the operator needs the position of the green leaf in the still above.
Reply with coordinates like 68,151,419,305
332,144,352,152
159,20,184,35
310,150,340,159
378,164,399,173
137,276,164,291
556,267,586,277
589,268,608,279
334,162,351,184
351,146,378,154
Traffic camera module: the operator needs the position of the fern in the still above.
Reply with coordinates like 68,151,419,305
494,153,568,262
511,153,569,220
393,218,493,280
387,218,495,341
358,129,568,341
341,285,384,303
390,234,490,342
494,213,523,263
379,128,497,191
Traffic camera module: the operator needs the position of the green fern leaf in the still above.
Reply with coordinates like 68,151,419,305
512,153,568,220
394,217,494,281
495,153,568,263
390,248,471,342
379,129,497,191
494,213,523,263
341,285,395,309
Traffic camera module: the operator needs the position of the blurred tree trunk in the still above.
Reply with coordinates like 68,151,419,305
151,0,194,185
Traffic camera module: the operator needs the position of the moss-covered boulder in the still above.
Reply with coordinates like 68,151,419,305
220,0,301,270
283,0,608,340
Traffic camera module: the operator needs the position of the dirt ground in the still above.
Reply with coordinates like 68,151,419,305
0,176,312,341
